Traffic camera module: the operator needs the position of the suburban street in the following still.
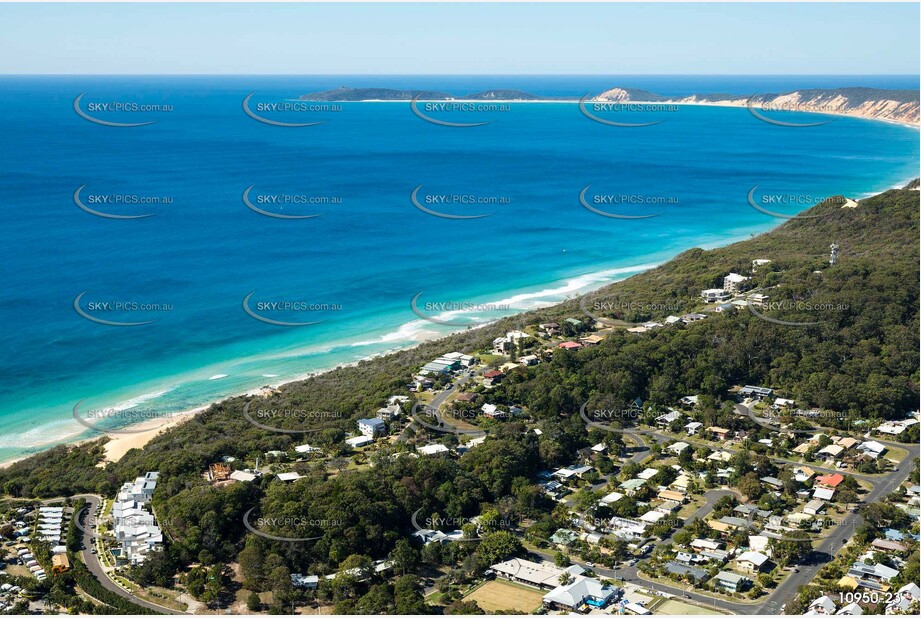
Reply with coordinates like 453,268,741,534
426,386,920,615
71,494,176,614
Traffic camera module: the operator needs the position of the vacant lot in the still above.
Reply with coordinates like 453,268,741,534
464,579,544,613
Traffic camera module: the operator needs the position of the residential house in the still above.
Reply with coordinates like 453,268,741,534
739,385,773,401
857,441,887,459
713,571,750,593
886,583,921,614
804,500,827,516
345,435,373,448
482,369,504,386
377,404,401,420
870,539,906,553
552,465,593,481
685,421,703,435
658,490,687,503
357,417,386,437
656,410,682,427
418,444,450,456
290,574,320,589
806,595,837,615
794,466,817,482
701,288,729,303
736,551,771,574
542,576,617,611
816,473,845,488
491,558,574,590
847,562,899,588
481,403,506,419
664,562,709,583
723,273,750,294
668,442,691,456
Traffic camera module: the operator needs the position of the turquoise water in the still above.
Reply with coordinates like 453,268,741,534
0,76,917,461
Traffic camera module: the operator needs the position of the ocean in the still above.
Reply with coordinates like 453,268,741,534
0,75,917,462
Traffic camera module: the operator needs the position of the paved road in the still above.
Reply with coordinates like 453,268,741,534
70,494,176,614
754,438,920,615
402,369,483,441
546,419,919,615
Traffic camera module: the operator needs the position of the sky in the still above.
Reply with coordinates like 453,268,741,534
0,2,918,75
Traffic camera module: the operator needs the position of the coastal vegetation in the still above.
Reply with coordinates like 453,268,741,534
1,185,917,612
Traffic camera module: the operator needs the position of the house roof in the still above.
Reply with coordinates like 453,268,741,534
848,562,899,581
492,558,566,588
870,538,906,552
737,551,769,566
813,487,835,501
715,571,747,584
543,576,615,609
664,562,709,581
808,595,837,613
817,473,845,488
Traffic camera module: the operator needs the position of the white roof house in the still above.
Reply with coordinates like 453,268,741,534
277,472,302,482
491,558,568,589
818,444,844,458
806,595,837,615
857,440,886,458
113,472,162,565
736,551,769,570
542,576,616,610
418,443,450,456
723,272,750,293
345,435,374,448
600,491,624,505
668,441,690,454
836,602,863,615
230,470,258,482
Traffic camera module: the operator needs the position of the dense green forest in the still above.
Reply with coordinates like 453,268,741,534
1,185,917,611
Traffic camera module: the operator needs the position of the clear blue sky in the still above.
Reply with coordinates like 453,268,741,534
1,2,917,74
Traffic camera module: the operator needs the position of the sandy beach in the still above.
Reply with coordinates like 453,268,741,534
349,97,920,128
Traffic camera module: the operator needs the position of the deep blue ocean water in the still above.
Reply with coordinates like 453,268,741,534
0,75,918,461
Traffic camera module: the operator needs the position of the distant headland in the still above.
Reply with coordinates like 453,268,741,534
300,86,920,125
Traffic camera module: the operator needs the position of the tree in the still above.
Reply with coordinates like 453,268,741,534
394,575,427,614
554,551,571,567
672,529,692,547
737,472,763,501
389,539,419,575
247,592,261,611
474,531,522,568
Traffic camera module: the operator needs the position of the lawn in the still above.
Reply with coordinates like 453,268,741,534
657,599,731,615
464,579,545,613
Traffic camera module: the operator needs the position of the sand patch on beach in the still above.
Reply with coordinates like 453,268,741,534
100,407,205,464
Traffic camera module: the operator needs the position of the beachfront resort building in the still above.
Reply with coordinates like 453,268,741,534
112,472,163,565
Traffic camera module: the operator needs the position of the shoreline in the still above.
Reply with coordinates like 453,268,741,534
1,181,917,470
317,98,920,128
1,176,917,469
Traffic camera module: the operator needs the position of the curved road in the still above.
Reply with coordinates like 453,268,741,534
71,494,177,614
